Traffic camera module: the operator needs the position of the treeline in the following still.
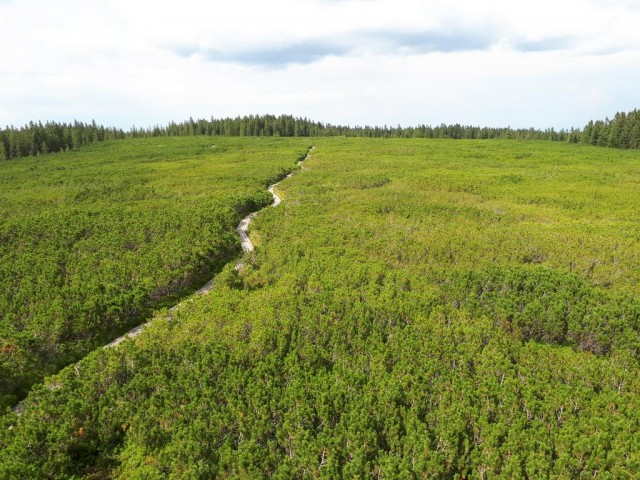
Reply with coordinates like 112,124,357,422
1,115,580,162
133,114,580,142
0,121,125,160
581,109,640,148
4,110,640,162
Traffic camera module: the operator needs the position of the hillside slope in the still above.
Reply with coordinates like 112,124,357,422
0,137,309,409
3,139,640,478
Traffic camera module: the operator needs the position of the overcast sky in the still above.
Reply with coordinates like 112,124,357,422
1,0,639,130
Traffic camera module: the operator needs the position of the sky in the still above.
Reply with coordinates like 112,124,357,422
1,0,639,130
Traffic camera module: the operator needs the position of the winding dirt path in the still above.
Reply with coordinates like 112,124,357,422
11,147,313,414
105,146,313,347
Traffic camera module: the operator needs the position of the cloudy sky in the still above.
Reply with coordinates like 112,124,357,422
1,0,639,130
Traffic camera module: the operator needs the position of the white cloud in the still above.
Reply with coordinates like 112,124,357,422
0,0,639,129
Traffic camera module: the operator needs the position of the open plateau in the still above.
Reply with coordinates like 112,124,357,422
2,119,640,478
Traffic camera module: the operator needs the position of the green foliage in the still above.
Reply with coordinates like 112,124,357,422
3,138,640,477
2,116,579,164
0,120,125,160
133,114,577,142
0,137,309,408
582,109,640,149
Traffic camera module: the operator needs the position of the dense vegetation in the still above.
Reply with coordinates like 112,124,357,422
0,121,125,160
3,115,584,162
581,109,640,149
132,115,579,142
0,137,309,408
3,138,640,478
4,108,639,164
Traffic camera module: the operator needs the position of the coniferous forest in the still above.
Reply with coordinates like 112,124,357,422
8,110,640,163
580,109,640,148
2,110,638,164
0,121,125,161
1,112,640,478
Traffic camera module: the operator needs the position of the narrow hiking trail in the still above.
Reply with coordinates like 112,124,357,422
107,146,312,347
236,149,310,255
11,147,313,413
